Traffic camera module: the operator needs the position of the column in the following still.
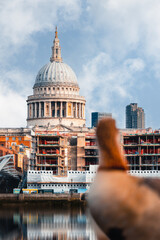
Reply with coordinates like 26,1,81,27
31,103,33,118
78,103,81,118
27,104,29,119
35,102,37,118
44,102,46,117
60,102,63,117
79,103,81,118
81,103,83,118
55,102,57,117
28,104,31,118
49,102,51,117
82,104,85,119
66,102,68,117
83,104,85,119
33,103,35,118
75,103,77,118
72,103,74,118
39,102,41,118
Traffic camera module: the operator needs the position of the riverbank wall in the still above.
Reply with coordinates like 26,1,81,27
0,193,86,206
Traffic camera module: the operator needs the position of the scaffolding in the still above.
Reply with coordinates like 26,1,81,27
123,132,160,170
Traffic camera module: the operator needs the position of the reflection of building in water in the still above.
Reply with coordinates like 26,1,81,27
26,215,96,240
13,209,97,240
0,213,22,240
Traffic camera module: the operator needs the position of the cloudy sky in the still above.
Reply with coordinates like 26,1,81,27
0,0,160,129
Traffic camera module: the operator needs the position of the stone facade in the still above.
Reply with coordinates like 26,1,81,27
27,93,85,127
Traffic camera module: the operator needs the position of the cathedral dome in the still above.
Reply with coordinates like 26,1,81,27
33,27,78,89
34,61,78,88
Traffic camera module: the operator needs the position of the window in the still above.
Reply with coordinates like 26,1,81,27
18,137,21,141
6,137,9,140
12,137,15,141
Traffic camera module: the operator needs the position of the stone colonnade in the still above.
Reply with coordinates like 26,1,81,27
27,101,85,119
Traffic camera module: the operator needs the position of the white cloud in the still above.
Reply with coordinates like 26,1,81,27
79,53,145,127
0,0,82,62
0,69,33,96
124,58,145,72
0,0,82,127
79,0,160,128
0,84,26,127
0,68,34,127
86,0,160,59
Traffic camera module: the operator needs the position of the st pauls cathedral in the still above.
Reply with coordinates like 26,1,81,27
27,27,86,128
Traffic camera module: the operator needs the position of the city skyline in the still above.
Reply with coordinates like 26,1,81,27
0,1,160,129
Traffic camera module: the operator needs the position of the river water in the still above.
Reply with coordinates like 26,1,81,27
0,204,98,240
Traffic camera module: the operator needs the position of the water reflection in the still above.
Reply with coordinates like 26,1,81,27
0,205,97,240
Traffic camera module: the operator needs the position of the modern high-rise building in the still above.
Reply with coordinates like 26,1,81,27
126,103,145,129
91,112,112,128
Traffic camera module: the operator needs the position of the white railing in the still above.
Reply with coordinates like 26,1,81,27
128,170,160,178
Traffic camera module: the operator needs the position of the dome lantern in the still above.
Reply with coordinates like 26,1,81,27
50,26,62,63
